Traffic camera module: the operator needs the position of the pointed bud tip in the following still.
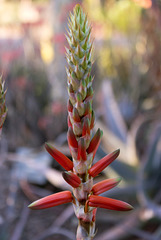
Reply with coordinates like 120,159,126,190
45,142,73,171
74,4,81,9
126,203,134,211
115,176,121,181
28,201,37,209
45,142,51,149
74,4,82,14
114,149,120,156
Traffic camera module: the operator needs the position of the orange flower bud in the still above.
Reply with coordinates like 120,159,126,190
28,191,73,210
45,143,73,171
87,128,103,158
88,195,133,211
77,138,87,161
89,149,120,177
92,177,121,195
62,171,81,188
67,127,78,148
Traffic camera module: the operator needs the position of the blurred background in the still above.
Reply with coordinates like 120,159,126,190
0,0,161,239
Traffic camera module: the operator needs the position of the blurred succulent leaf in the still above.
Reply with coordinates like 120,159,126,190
101,80,127,143
137,123,161,219
45,168,71,190
95,120,138,167
14,147,52,185
144,124,161,174
142,124,161,202
97,145,136,181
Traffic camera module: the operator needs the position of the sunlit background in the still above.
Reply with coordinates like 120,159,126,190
0,0,161,240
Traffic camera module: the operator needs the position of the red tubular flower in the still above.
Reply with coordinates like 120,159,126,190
87,128,103,158
78,138,87,161
63,171,81,188
92,177,121,195
88,195,133,211
45,143,73,171
28,191,73,210
67,126,78,148
88,149,120,177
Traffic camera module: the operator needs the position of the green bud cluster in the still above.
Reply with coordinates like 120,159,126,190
66,4,95,148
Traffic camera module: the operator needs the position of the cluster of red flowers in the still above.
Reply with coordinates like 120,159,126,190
29,142,133,212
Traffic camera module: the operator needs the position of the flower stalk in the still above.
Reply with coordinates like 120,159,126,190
29,4,133,240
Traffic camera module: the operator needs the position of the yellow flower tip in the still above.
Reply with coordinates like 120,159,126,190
117,176,122,183
127,204,134,211
28,201,37,209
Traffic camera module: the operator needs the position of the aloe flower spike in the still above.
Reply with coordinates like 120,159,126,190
29,5,133,240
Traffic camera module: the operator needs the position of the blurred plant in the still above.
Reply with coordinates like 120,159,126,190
28,4,133,240
87,77,161,240
5,61,51,149
0,76,7,138
84,0,161,124
141,2,161,91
